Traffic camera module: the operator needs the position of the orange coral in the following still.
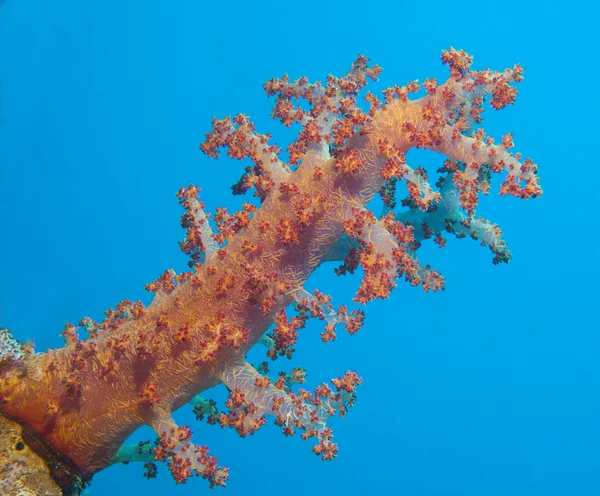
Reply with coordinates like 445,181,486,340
0,50,540,491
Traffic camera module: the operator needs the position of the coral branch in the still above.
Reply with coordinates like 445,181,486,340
263,55,381,168
151,416,228,487
220,360,360,458
201,114,289,200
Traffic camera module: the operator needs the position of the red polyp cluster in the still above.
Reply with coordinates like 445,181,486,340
270,310,304,358
312,433,338,461
214,203,256,244
219,388,267,437
331,371,362,395
499,158,541,199
153,427,228,487
139,381,160,406
441,47,474,79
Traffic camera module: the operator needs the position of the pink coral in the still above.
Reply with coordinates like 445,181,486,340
0,49,540,490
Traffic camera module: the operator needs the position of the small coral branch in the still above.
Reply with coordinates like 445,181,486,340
414,48,541,209
109,394,222,480
201,114,290,200
219,360,361,459
339,207,444,301
263,55,381,168
177,184,219,266
150,416,229,487
291,288,364,343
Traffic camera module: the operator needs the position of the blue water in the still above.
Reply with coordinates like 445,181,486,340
1,1,598,495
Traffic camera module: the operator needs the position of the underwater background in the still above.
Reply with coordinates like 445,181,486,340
1,1,599,495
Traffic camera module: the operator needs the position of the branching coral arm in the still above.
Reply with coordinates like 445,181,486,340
219,360,360,459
